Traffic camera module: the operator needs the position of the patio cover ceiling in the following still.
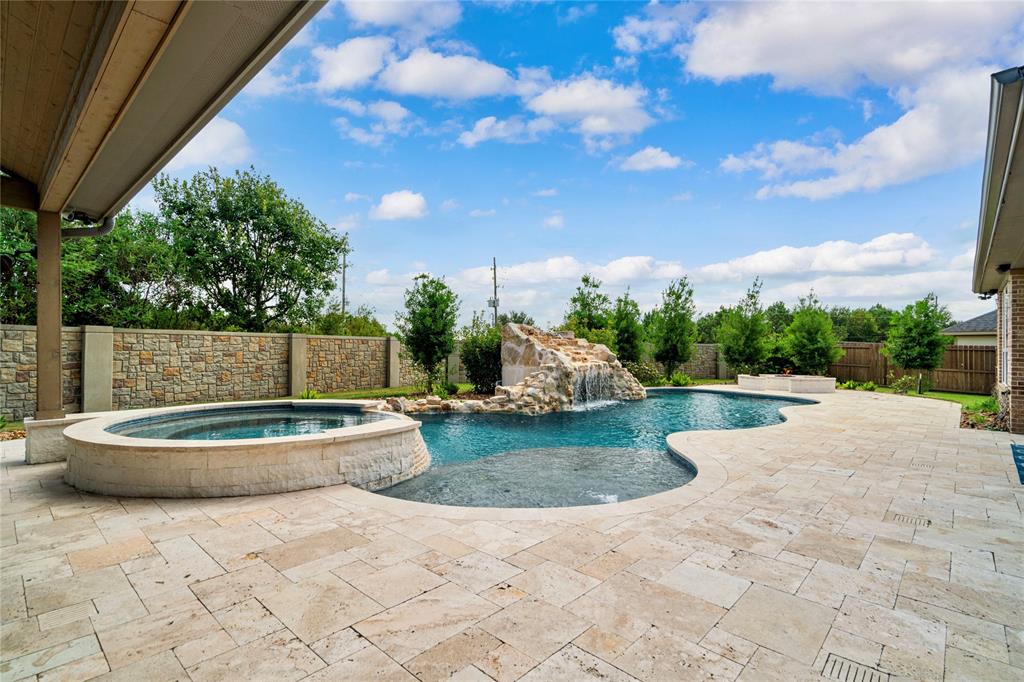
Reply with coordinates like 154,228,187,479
974,65,1024,294
1,0,322,221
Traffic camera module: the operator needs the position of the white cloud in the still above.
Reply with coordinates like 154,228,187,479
593,256,685,283
560,3,597,24
457,116,555,147
693,232,935,282
342,0,461,43
949,245,975,270
613,2,699,53
345,192,370,202
543,211,565,229
440,199,459,212
724,67,992,199
313,37,394,91
469,208,496,217
533,188,558,197
366,268,393,285
670,191,693,202
333,213,361,231
167,117,252,172
379,49,514,99
333,99,415,146
620,146,686,171
526,76,654,150
678,3,1024,198
245,64,298,97
369,190,428,220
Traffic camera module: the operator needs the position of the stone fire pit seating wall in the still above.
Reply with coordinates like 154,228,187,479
381,324,646,416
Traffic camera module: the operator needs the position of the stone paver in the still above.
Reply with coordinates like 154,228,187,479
1,388,1021,680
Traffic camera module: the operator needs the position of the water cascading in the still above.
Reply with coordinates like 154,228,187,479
571,364,616,410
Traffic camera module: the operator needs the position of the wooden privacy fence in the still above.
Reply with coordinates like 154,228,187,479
829,342,996,395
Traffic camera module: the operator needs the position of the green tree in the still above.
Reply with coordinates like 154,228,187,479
828,306,852,341
460,312,502,394
782,294,844,375
717,279,770,374
883,293,953,393
845,308,883,342
395,275,459,393
867,303,895,338
564,274,611,331
651,278,697,378
153,167,348,331
764,301,792,334
611,290,643,364
496,310,535,327
311,304,387,337
696,306,729,343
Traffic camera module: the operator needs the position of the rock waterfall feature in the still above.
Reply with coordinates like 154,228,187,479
383,324,645,416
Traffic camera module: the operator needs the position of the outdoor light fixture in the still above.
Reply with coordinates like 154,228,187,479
996,263,1012,273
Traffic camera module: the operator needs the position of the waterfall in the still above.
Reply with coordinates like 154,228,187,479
571,364,617,410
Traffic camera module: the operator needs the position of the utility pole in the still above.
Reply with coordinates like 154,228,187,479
341,251,348,316
489,257,499,326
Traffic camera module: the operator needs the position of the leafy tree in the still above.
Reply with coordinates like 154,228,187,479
611,290,644,364
764,301,792,334
311,304,387,337
845,308,883,342
867,303,895,337
153,167,348,331
460,313,502,394
696,306,729,343
651,278,697,378
564,274,611,331
782,293,844,375
717,279,770,374
827,306,852,341
496,310,535,327
395,275,459,393
883,293,953,393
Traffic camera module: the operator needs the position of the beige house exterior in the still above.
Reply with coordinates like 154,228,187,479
973,66,1024,433
941,310,997,346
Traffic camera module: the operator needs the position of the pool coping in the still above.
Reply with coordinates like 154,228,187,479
336,385,822,521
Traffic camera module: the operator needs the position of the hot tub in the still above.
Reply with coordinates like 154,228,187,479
62,400,429,498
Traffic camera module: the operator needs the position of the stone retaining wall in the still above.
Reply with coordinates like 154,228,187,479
653,343,732,380
306,335,388,393
1,326,82,420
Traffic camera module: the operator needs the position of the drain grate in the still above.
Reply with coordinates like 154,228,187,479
884,511,932,527
909,462,934,470
821,653,890,682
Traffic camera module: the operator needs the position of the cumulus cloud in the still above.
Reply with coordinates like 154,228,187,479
526,76,654,150
543,211,565,229
619,146,686,171
333,99,416,146
379,49,514,99
369,190,428,220
167,117,251,171
468,208,496,217
342,0,461,43
613,2,699,53
676,3,1024,198
533,188,558,197
692,232,935,282
457,116,555,147
344,192,370,202
313,36,394,91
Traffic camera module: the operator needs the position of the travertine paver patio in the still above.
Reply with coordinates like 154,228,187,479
2,388,1022,681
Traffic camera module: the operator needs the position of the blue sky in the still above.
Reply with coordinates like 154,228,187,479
137,1,1024,327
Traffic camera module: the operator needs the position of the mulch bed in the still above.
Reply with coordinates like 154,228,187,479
960,411,1008,431
0,430,26,441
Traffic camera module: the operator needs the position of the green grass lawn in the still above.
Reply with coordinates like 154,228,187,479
2,420,25,432
868,387,994,411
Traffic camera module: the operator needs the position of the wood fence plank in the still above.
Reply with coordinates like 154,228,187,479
829,343,995,394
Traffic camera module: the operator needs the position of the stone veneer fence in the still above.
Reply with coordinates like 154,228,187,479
1,325,723,421
0,325,466,421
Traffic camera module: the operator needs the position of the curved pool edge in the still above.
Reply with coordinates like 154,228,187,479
339,385,822,521
62,399,430,498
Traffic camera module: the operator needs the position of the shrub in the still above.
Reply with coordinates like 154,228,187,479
717,278,770,374
839,380,860,390
669,372,693,387
860,381,877,392
460,313,501,394
435,385,449,400
298,388,320,399
441,382,459,396
888,373,917,394
624,360,664,386
395,275,459,394
782,295,843,375
611,291,644,364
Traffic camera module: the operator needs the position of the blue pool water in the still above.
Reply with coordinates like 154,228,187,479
379,390,810,507
106,405,390,440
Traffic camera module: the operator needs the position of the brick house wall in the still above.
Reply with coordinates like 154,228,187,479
1003,270,1024,433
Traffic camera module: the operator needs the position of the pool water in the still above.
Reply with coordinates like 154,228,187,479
106,405,390,440
379,389,808,507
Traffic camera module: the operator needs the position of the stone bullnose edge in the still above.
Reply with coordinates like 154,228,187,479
336,386,823,521
61,399,427,498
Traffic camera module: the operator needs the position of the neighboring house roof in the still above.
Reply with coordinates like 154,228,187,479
943,310,997,335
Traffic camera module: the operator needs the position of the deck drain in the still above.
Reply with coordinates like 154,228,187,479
909,462,934,470
821,653,890,682
886,512,932,527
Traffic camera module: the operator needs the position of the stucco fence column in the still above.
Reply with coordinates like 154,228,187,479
81,326,113,412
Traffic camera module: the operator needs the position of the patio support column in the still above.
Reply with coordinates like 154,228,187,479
35,211,64,420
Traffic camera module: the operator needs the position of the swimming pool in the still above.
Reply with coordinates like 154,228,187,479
379,389,810,507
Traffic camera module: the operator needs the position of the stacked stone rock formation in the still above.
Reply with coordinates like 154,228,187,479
380,324,645,416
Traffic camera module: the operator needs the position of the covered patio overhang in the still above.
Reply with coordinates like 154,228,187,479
1,0,323,419
973,66,1024,294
